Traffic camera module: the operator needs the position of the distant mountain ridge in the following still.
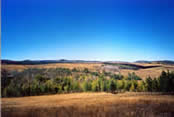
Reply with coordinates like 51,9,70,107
2,59,174,65
135,60,174,65
1,59,101,65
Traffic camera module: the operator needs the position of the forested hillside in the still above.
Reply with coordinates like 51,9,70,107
2,67,174,97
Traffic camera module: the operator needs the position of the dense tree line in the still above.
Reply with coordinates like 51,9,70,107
1,68,174,97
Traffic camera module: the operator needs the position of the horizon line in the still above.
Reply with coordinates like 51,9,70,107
2,58,174,63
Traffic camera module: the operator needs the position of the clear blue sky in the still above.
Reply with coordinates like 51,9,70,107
2,0,174,62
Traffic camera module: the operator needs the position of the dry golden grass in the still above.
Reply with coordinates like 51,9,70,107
2,92,174,117
120,67,164,79
2,63,174,79
2,63,102,72
120,65,174,79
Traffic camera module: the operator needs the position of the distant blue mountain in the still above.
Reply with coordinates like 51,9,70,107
135,60,174,65
2,59,174,65
1,59,101,65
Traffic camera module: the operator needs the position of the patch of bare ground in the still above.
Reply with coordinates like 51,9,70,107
2,92,174,117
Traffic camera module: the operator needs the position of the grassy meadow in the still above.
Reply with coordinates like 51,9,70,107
2,62,174,78
2,62,174,117
2,92,174,117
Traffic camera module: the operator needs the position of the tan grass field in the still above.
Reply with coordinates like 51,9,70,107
120,67,168,79
1,63,102,72
2,92,174,117
120,64,174,79
2,63,174,79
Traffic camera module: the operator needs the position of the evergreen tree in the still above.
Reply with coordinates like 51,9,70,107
108,79,117,92
145,77,153,92
159,71,168,92
152,78,159,92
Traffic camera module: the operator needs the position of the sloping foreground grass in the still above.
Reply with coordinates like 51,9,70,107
2,92,174,117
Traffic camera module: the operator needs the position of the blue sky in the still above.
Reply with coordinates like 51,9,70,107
2,0,174,61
